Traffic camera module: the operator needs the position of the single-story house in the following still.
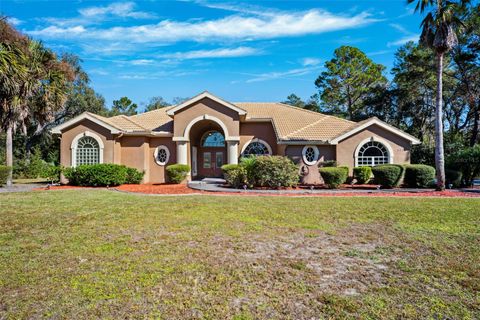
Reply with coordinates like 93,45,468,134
51,91,421,184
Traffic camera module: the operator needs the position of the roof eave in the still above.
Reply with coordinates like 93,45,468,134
166,91,247,116
50,112,122,134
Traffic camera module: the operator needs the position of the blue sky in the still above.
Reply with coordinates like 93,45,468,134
2,0,423,110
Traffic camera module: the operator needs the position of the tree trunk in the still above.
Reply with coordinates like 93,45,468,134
470,101,479,147
435,53,446,191
6,124,13,187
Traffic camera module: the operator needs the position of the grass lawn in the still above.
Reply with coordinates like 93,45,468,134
0,190,479,319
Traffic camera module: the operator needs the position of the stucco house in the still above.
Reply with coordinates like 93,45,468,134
51,91,421,184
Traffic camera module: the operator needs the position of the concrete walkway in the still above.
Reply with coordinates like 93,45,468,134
187,178,449,195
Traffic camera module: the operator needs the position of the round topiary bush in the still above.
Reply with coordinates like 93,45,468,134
319,167,348,189
353,166,372,184
371,164,404,188
404,164,435,188
251,156,299,188
125,167,145,184
166,164,190,184
221,164,247,188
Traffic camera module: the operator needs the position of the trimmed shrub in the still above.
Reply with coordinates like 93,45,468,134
64,164,129,186
371,164,404,188
319,167,348,189
251,156,299,188
353,166,372,184
445,169,463,188
125,167,144,184
404,164,435,188
0,166,12,186
166,164,190,184
222,164,247,188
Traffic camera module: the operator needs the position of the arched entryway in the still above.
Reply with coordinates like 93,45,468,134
189,119,227,178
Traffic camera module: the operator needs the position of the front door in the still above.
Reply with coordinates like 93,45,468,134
200,149,224,177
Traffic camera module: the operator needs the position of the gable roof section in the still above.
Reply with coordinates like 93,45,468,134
329,117,421,144
166,91,247,116
51,112,123,134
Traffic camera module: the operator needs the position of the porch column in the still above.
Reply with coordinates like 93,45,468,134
176,141,188,165
227,141,239,164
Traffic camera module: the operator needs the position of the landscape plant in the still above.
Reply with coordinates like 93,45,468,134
447,145,480,185
166,164,190,184
252,156,299,188
404,164,436,188
221,164,247,188
0,165,11,186
64,164,143,186
371,164,405,188
319,167,348,189
353,166,373,184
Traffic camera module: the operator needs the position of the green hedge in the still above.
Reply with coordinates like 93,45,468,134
64,164,143,186
319,167,348,189
252,156,299,188
221,164,247,188
0,166,12,186
166,164,190,184
353,166,372,184
445,169,463,188
404,164,435,188
371,164,404,188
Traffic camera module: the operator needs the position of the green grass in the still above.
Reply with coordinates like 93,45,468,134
0,190,479,319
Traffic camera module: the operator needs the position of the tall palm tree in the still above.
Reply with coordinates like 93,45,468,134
407,0,470,190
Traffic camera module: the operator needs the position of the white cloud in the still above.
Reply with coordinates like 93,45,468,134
245,66,321,83
130,59,156,65
79,2,156,19
387,34,418,47
29,9,377,44
159,47,260,60
7,17,23,26
387,23,418,47
301,58,321,66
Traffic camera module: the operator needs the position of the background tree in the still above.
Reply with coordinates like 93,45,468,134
314,46,387,120
109,97,138,116
282,93,305,108
144,96,170,112
407,0,470,190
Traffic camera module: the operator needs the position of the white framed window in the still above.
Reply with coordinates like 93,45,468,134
154,145,170,166
355,139,392,166
302,145,320,166
241,138,272,157
71,131,104,167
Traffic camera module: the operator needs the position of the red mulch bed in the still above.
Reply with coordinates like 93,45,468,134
36,184,480,197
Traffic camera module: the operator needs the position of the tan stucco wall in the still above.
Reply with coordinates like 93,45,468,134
119,136,150,183
336,124,412,172
239,122,277,155
149,138,177,183
59,119,116,168
173,98,240,138
285,145,336,184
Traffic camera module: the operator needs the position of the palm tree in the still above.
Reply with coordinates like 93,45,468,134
1,18,73,186
407,0,470,190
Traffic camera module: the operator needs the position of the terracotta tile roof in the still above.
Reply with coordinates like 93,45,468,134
92,102,381,142
234,102,356,142
130,106,174,132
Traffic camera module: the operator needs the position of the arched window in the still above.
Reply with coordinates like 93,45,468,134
201,131,225,147
241,139,272,157
76,136,100,165
356,141,390,166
